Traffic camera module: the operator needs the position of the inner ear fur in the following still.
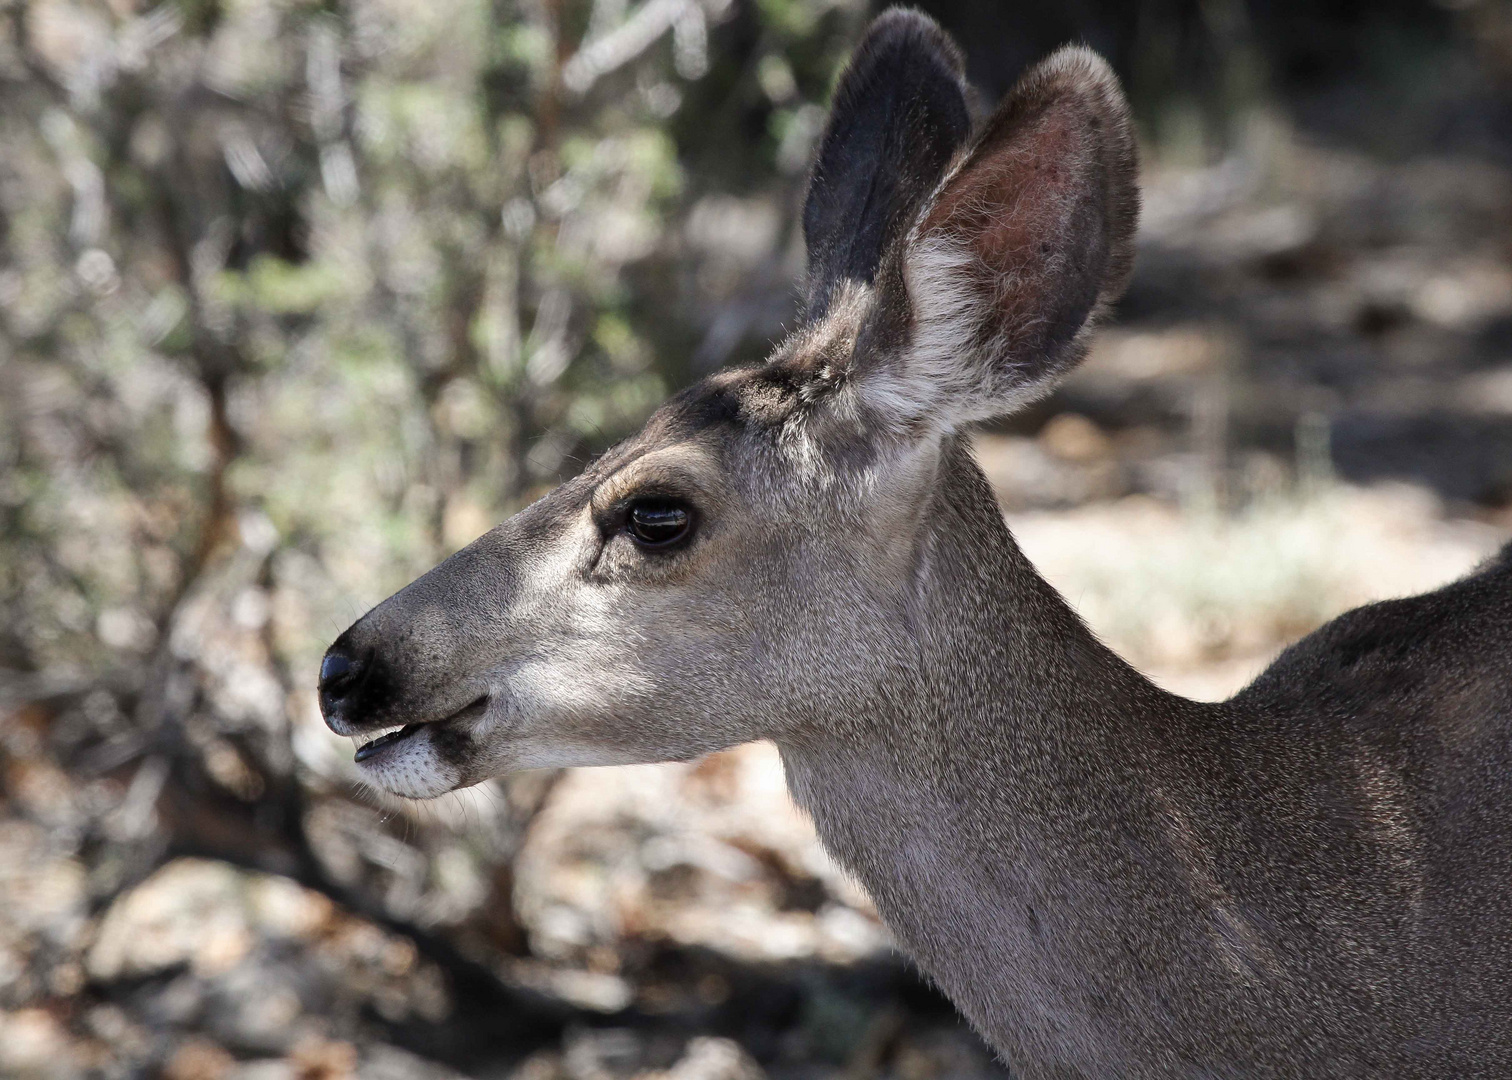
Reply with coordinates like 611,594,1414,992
860,45,1139,432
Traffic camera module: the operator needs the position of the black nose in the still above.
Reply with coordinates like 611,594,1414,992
318,648,363,719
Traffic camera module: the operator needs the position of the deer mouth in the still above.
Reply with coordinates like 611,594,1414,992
352,695,490,764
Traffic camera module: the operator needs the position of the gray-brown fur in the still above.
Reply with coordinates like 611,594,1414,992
321,10,1512,1076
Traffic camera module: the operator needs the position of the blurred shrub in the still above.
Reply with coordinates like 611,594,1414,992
0,0,864,681
0,0,864,1040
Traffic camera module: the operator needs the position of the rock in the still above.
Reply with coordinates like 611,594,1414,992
165,1039,237,1080
0,1009,74,1076
667,1038,764,1080
87,860,253,981
1040,413,1113,464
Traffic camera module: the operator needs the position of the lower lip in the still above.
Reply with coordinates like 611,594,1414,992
354,724,422,763
352,695,490,765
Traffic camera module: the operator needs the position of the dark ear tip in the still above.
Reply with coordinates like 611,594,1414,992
800,5,973,323
856,7,967,80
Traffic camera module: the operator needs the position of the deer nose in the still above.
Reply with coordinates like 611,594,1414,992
318,647,364,720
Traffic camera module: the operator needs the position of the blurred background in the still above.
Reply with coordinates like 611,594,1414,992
2,0,1511,1076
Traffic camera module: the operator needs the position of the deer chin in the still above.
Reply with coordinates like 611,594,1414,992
351,694,491,799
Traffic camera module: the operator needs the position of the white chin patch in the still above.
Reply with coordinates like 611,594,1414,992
355,729,463,800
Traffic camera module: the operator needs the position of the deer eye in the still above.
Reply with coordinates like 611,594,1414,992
627,500,693,549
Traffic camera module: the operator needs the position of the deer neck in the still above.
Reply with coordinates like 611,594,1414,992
781,436,1179,834
777,439,1196,1057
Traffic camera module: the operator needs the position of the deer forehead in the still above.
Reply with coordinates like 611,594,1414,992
594,315,881,497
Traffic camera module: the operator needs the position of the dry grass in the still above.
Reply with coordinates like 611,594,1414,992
1012,483,1508,699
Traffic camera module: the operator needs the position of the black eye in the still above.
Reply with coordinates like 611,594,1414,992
628,500,693,549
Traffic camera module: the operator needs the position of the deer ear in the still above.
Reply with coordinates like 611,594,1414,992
856,46,1139,433
801,9,971,323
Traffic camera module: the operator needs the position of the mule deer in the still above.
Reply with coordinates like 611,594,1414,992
319,10,1512,1076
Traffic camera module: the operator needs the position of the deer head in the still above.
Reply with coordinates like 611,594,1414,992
319,9,1138,799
